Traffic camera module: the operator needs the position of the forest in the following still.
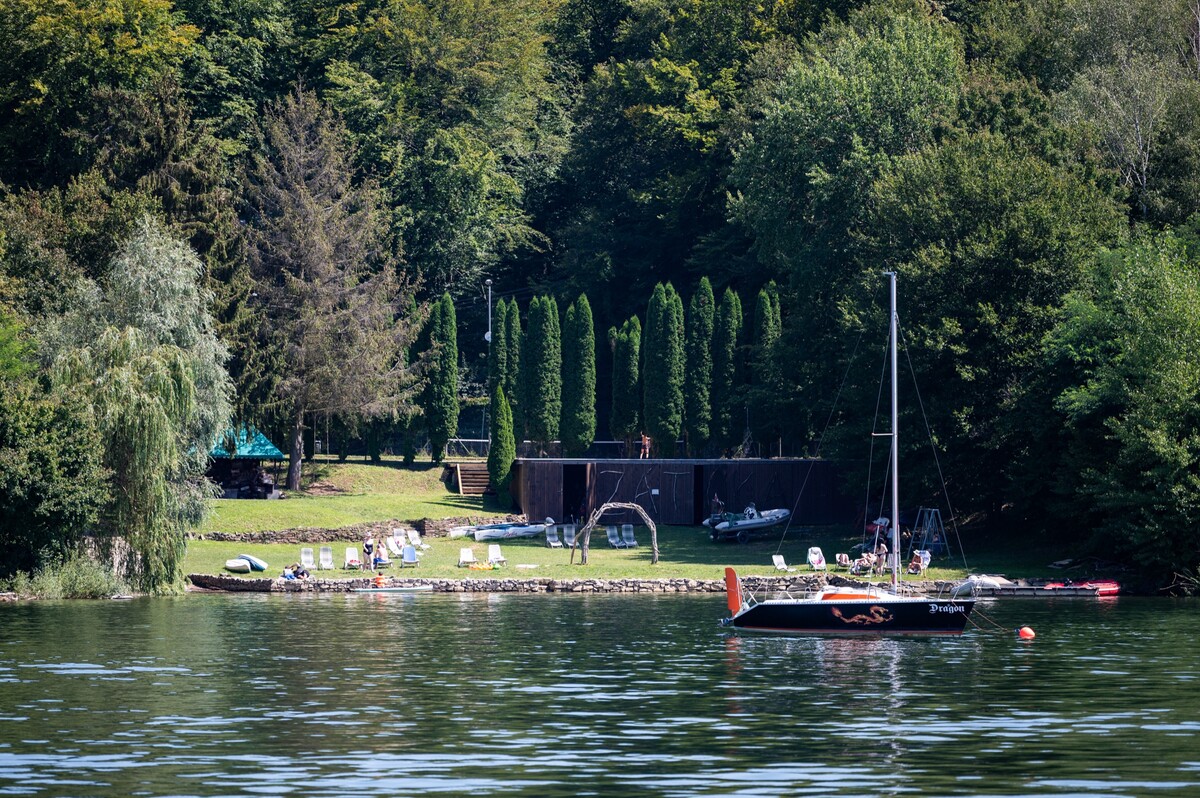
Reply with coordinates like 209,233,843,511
3,0,1200,592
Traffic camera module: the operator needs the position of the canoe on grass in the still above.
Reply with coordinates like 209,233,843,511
224,558,252,574
236,554,269,571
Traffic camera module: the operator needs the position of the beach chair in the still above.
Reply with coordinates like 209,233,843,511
487,544,507,566
300,547,316,571
835,552,851,571
907,549,932,575
772,554,796,572
344,546,362,570
562,524,577,547
807,547,827,570
606,526,625,548
850,552,876,576
407,529,431,551
373,544,393,568
458,547,479,567
401,544,420,568
318,546,334,570
621,524,638,547
545,525,564,548
386,536,404,557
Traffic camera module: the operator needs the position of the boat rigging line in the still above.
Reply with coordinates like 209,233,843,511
773,325,867,555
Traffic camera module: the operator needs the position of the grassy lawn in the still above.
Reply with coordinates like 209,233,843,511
190,458,1075,582
199,460,495,535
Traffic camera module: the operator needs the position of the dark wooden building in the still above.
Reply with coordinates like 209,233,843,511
511,458,854,526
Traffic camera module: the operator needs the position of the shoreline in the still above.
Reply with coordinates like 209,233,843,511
187,572,957,595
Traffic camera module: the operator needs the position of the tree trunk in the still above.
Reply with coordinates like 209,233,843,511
287,405,304,491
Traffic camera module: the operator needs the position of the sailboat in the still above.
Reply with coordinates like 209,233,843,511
722,273,975,635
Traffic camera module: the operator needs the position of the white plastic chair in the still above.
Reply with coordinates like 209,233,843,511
318,546,334,570
620,524,638,547
807,547,827,571
562,524,577,547
300,547,316,571
407,529,431,551
401,545,420,568
344,546,362,570
772,554,796,572
386,536,404,557
487,544,507,566
606,526,625,548
458,547,479,567
545,525,563,548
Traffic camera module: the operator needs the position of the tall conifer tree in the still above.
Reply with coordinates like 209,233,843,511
712,287,744,452
502,298,523,439
750,282,782,454
523,295,561,453
560,293,596,456
487,383,516,507
685,277,715,455
610,316,641,453
643,283,685,456
426,292,459,463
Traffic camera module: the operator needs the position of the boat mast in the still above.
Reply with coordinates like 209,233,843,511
888,271,900,593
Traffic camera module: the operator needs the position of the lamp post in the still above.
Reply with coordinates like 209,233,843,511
485,279,493,345
484,278,493,447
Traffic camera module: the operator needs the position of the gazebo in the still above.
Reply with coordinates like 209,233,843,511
207,428,285,499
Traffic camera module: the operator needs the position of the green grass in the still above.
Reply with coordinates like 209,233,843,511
187,521,1075,583
191,458,1076,582
200,460,492,534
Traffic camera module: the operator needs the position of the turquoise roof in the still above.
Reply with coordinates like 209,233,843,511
209,428,286,460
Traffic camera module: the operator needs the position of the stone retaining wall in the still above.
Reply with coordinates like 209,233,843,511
187,573,931,596
194,515,526,544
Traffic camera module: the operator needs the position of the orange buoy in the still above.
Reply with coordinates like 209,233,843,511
1018,626,1036,640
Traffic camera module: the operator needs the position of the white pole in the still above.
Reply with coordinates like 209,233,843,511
888,271,900,592
485,279,493,345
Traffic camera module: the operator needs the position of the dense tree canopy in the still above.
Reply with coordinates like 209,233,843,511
6,0,1200,586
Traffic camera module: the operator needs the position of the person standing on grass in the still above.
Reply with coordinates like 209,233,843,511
363,536,375,569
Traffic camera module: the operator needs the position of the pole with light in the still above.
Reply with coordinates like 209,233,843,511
484,278,493,446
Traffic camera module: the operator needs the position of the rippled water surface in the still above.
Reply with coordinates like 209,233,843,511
1,593,1198,796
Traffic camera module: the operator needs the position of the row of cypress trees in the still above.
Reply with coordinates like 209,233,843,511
486,279,780,498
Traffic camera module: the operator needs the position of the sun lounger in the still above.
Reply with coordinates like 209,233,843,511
606,526,625,548
300,547,316,571
545,525,564,548
458,547,479,567
386,536,404,557
318,546,334,570
406,529,431,551
401,544,420,568
807,547,826,570
562,524,577,547
772,554,796,572
621,524,638,547
835,552,851,571
487,544,507,566
344,546,362,570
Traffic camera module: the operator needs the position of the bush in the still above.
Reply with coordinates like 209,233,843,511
1,550,132,599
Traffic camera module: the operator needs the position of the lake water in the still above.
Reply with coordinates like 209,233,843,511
1,593,1197,797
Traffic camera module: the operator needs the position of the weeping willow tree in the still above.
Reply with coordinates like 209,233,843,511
41,217,233,593
54,328,198,593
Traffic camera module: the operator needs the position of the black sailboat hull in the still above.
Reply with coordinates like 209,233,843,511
729,597,975,635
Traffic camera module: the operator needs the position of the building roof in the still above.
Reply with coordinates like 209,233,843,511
209,428,286,460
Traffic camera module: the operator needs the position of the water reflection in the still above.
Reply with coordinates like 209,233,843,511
0,594,1198,796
